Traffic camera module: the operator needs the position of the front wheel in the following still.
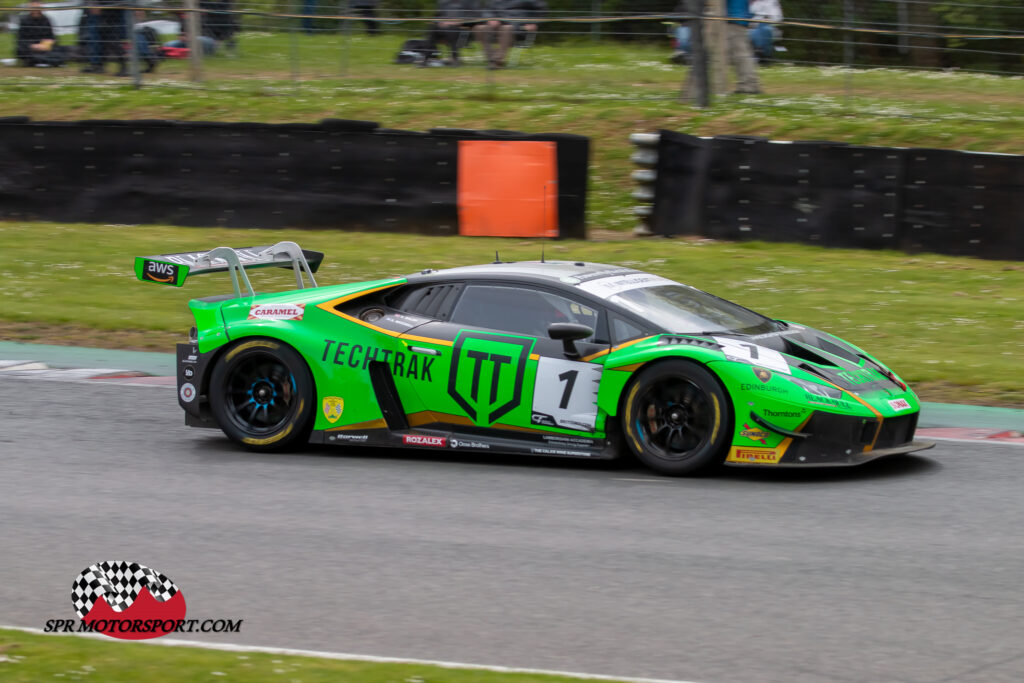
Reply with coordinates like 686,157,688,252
209,338,314,451
622,360,732,476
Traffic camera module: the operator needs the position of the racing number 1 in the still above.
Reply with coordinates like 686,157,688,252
532,358,603,432
558,370,579,409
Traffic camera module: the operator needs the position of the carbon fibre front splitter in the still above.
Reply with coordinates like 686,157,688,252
726,440,935,467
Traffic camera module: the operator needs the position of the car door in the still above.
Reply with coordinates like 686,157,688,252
394,281,612,436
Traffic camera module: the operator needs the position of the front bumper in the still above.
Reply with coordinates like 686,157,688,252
726,409,935,467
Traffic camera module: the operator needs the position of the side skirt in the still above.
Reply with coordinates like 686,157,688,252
310,425,619,460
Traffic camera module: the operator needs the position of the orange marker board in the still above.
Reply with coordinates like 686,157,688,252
457,140,559,237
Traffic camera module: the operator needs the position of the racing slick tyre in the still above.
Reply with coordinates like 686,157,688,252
209,338,314,451
622,360,732,476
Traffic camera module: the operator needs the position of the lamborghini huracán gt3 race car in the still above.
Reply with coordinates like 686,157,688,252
136,242,932,476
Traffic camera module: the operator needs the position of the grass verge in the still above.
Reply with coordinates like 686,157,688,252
1,221,1022,406
0,628,629,682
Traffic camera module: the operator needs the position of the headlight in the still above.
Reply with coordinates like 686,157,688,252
785,376,844,399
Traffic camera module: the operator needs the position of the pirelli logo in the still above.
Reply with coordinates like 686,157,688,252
726,447,785,465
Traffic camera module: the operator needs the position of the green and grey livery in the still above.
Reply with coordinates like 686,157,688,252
137,242,933,476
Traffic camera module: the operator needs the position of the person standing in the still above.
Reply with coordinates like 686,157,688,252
726,0,761,93
429,1,481,67
749,0,782,62
348,0,381,36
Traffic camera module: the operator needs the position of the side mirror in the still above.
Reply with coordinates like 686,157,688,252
548,322,593,358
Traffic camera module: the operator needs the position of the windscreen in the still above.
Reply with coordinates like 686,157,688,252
609,284,778,335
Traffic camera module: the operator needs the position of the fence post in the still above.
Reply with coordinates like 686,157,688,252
289,0,300,84
184,0,203,82
340,9,352,77
682,0,709,107
707,0,728,96
126,6,141,88
843,0,854,105
591,0,600,42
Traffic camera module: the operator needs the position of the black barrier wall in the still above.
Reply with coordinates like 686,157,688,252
650,130,1023,260
0,118,588,239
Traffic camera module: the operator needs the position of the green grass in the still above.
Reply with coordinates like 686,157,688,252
2,221,1022,406
0,628,624,682
2,32,1024,231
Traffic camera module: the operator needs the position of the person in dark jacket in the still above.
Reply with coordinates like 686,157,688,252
15,1,62,67
80,0,127,75
348,0,380,36
428,0,480,66
473,0,546,69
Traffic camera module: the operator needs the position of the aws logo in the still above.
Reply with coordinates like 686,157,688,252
448,332,533,426
71,561,186,640
143,260,179,285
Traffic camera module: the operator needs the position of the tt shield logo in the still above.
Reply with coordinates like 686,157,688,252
448,332,533,426
143,260,179,284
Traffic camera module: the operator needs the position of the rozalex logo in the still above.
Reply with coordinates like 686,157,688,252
71,562,186,640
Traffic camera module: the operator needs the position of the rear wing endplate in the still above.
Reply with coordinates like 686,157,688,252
134,241,323,297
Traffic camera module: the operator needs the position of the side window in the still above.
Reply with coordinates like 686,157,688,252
387,283,463,320
450,285,605,341
611,315,646,345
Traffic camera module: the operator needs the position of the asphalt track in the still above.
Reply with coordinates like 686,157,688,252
2,377,1023,683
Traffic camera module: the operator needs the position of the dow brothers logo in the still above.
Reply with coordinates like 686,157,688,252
448,332,533,426
71,562,186,640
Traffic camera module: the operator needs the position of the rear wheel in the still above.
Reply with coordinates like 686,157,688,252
209,338,314,451
622,360,732,476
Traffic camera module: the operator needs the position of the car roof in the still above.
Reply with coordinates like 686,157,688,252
406,260,646,288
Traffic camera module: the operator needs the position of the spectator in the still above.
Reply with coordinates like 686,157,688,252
428,0,481,67
164,2,237,57
725,0,761,93
131,10,162,73
473,0,546,70
671,0,761,93
80,0,128,75
302,0,318,34
749,0,782,62
15,1,64,67
202,0,238,54
348,0,381,36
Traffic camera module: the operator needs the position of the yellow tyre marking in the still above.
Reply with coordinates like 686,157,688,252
243,422,293,446
710,394,721,443
624,381,642,454
226,339,280,362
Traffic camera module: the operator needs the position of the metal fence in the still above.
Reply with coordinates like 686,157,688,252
1,1,1022,96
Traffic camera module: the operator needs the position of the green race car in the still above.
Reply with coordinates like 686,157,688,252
136,241,933,476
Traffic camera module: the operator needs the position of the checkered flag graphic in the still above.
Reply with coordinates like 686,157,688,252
71,562,179,619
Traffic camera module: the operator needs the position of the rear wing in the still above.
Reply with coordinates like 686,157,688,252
134,241,324,297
